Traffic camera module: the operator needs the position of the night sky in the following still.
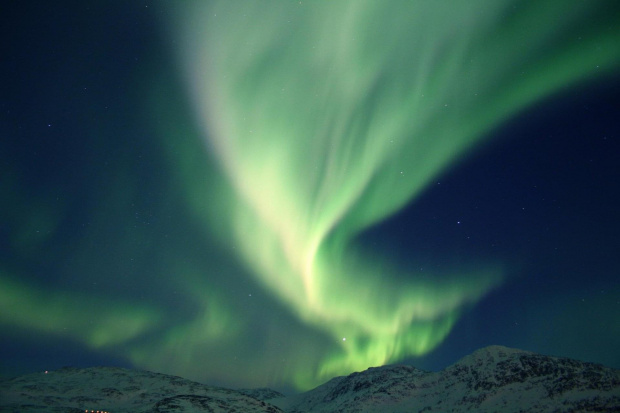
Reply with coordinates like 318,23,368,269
1,1,619,393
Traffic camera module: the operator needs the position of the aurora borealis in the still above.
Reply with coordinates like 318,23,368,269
2,0,620,392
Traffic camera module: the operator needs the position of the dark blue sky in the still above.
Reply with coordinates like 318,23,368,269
1,1,619,392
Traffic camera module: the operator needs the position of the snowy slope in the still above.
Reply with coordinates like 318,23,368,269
2,346,618,412
0,366,284,413
276,346,620,412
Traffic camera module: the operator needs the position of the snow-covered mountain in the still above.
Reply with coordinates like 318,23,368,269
0,366,284,413
1,346,618,412
274,346,620,412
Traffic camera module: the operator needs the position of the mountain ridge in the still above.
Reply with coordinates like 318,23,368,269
274,345,620,412
1,345,619,412
0,366,284,413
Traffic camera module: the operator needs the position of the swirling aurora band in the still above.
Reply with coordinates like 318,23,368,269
170,0,619,388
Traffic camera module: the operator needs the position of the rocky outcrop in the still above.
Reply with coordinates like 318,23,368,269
238,387,287,402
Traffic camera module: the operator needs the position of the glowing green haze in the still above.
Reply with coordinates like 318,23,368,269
171,0,619,388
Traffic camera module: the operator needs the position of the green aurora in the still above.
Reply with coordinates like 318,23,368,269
1,0,619,391
169,0,619,388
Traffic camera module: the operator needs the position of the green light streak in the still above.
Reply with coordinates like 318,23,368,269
173,0,620,389
129,290,243,374
0,273,162,349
